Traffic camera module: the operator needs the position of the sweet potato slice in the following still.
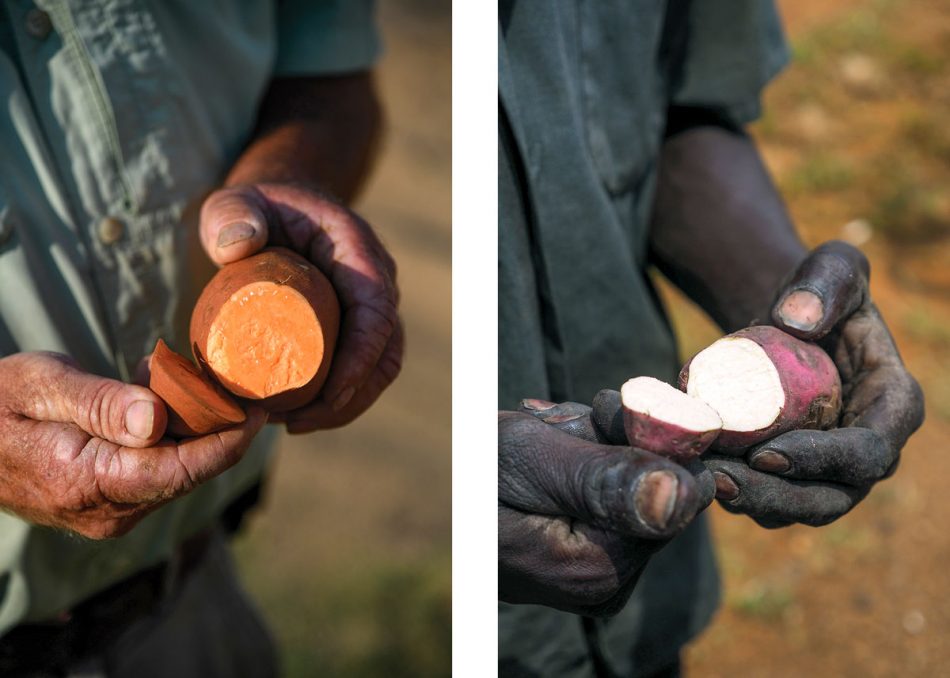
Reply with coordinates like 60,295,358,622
149,338,246,437
190,247,340,412
621,376,722,464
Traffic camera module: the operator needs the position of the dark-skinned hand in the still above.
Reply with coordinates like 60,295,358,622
704,241,924,527
499,404,714,617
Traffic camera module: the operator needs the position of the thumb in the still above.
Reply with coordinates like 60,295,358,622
499,412,706,540
772,240,870,341
200,186,271,265
2,353,168,448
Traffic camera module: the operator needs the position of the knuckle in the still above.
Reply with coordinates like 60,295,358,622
81,380,123,437
379,344,404,386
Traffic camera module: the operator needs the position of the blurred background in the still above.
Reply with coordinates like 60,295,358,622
670,0,950,675
231,2,451,676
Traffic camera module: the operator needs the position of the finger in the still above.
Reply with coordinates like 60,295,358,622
499,412,708,539
284,317,404,432
200,186,271,265
0,353,168,448
519,400,607,443
705,455,867,527
132,354,152,387
684,457,717,508
772,240,869,340
518,399,717,501
591,389,628,444
747,427,897,486
241,185,399,410
94,407,268,504
835,310,925,453
321,302,399,412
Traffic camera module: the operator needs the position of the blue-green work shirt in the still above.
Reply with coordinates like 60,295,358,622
499,1,788,675
0,0,378,634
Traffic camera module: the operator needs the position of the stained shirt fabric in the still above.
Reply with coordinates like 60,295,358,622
498,1,787,675
0,0,378,634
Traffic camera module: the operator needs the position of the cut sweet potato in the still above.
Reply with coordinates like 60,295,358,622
149,338,246,437
190,247,340,412
678,325,842,452
621,376,722,464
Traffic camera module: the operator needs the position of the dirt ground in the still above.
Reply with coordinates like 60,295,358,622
230,3,451,677
680,0,950,675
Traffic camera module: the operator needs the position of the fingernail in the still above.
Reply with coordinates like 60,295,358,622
216,222,257,249
635,471,678,531
750,449,791,474
521,398,556,412
778,290,823,331
332,386,356,412
713,471,739,502
126,400,156,440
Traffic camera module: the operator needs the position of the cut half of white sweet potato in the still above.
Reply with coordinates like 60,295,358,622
621,376,722,464
679,325,842,452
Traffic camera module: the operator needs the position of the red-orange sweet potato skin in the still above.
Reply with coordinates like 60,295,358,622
149,339,246,437
622,407,720,465
190,247,341,413
678,325,842,452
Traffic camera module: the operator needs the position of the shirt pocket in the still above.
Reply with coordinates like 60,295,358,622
578,1,668,196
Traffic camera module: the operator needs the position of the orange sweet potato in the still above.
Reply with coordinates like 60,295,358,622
149,338,246,437
190,247,340,412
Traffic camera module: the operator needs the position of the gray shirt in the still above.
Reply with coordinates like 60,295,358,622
499,1,787,674
0,0,378,633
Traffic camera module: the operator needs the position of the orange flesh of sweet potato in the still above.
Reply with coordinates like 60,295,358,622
149,338,246,437
206,282,323,399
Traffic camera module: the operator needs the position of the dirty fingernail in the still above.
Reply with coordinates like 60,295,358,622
713,471,739,502
332,386,356,412
778,289,823,331
750,449,792,474
521,398,556,412
216,222,257,249
126,400,156,440
635,470,678,530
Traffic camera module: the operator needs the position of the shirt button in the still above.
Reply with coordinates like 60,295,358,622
98,216,125,245
25,9,52,40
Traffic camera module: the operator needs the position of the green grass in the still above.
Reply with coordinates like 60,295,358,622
904,304,950,348
869,167,950,243
731,583,794,622
784,153,855,195
238,552,451,678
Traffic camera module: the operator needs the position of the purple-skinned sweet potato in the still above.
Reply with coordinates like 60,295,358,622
678,325,842,452
621,376,722,464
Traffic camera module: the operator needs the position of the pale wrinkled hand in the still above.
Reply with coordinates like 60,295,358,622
499,404,713,616
0,352,266,539
199,184,403,431
705,241,925,527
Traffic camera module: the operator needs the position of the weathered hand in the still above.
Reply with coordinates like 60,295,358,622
499,406,713,616
0,352,267,539
705,241,924,527
199,184,403,431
